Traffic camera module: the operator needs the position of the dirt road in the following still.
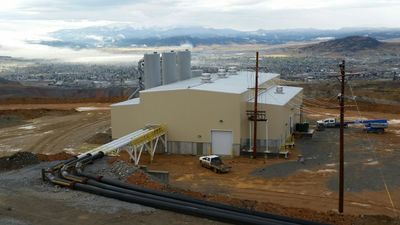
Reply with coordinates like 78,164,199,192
0,105,111,157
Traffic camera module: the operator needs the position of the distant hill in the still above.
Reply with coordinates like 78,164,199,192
302,36,384,53
0,77,20,85
37,26,400,48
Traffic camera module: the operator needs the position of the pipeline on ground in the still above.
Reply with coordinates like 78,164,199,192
41,151,327,225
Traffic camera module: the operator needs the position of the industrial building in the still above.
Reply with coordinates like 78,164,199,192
111,51,303,156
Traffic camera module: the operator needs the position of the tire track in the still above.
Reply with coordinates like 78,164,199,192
30,112,110,154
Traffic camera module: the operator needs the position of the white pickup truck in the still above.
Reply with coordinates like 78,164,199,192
199,155,231,173
317,118,349,128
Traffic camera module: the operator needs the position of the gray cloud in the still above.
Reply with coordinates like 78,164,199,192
0,0,400,30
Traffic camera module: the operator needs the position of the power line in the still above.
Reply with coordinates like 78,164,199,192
347,80,398,215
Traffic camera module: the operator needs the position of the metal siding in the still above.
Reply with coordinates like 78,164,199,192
211,130,233,156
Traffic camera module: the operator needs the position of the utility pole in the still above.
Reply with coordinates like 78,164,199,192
300,104,303,123
253,52,259,159
339,60,345,213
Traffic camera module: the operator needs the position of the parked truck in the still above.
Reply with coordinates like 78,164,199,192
317,118,388,134
199,155,231,173
316,118,350,128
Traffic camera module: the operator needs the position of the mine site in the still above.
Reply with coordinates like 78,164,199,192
1,1,400,225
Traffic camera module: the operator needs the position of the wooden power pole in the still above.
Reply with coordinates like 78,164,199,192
253,52,259,159
339,60,345,213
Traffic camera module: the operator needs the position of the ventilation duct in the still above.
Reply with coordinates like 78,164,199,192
217,68,227,78
275,86,284,94
200,73,212,83
227,66,238,75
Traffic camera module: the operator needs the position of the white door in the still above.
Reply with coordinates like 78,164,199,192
211,130,233,155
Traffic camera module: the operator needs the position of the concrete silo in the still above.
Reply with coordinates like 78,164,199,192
177,49,192,81
162,51,178,85
144,52,161,89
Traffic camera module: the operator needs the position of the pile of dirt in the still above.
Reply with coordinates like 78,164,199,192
0,152,39,171
36,152,75,161
108,160,138,181
126,170,167,191
85,130,112,145
0,115,26,128
107,151,131,164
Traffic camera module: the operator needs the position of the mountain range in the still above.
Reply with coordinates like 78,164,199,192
38,26,400,48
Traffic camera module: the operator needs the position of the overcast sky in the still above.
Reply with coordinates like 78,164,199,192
1,0,400,30
0,0,399,61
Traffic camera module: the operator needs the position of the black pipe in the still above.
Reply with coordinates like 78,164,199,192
60,152,104,182
81,151,104,163
61,154,93,171
48,153,325,225
73,182,287,225
75,152,105,173
48,156,78,172
85,179,287,225
79,172,322,225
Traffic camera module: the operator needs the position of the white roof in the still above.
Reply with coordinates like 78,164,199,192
249,86,303,106
141,72,279,94
111,97,140,107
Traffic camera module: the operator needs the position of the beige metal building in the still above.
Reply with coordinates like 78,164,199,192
111,72,303,156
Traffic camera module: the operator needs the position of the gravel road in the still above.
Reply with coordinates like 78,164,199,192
252,128,400,192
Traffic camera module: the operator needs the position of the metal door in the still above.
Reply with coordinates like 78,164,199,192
211,130,233,156
196,143,203,155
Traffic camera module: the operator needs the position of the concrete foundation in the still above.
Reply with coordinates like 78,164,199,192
166,141,240,156
240,138,283,153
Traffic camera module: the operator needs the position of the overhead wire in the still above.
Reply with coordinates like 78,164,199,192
347,80,398,215
252,68,397,214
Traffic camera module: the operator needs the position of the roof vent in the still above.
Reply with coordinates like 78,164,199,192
227,66,238,75
201,73,212,83
217,68,227,78
275,86,284,94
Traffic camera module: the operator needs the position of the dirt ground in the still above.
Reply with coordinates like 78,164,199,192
0,102,111,111
0,103,111,157
130,107,400,221
0,161,227,225
1,101,400,224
